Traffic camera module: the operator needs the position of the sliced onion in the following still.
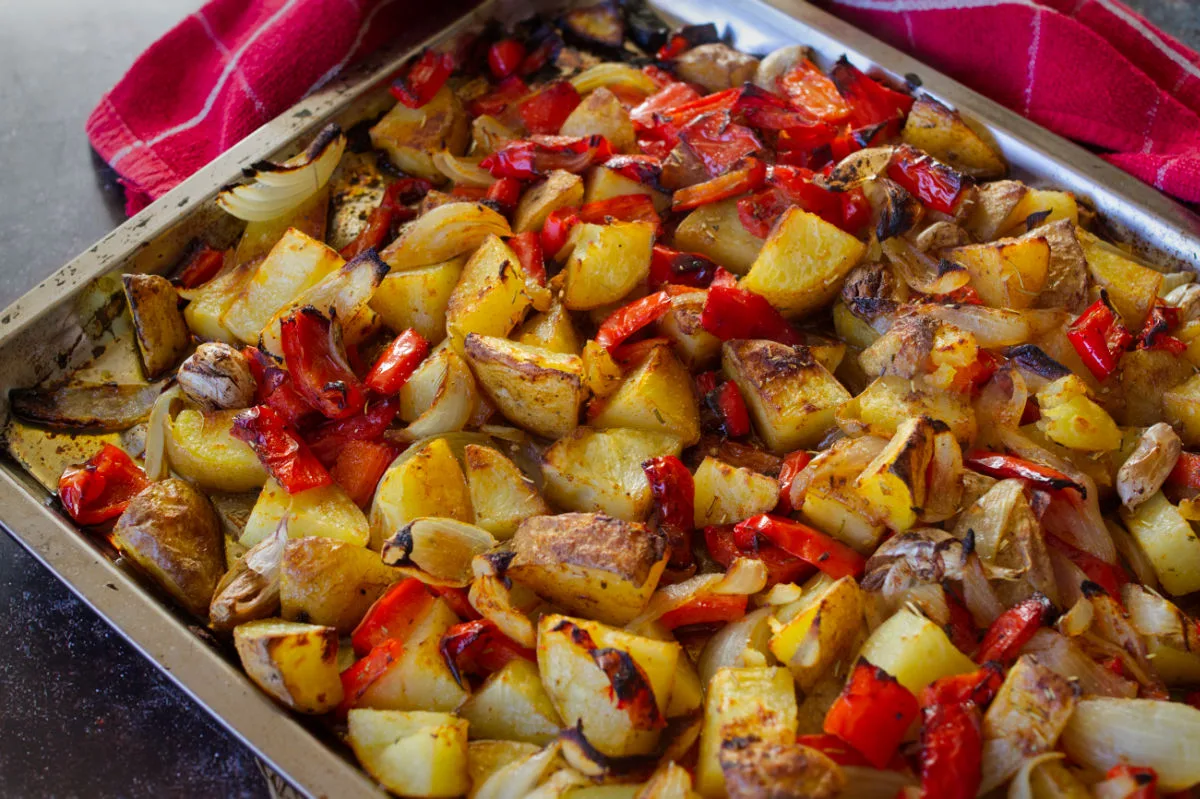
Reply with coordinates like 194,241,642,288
627,558,767,630
840,766,917,799
759,582,805,606
217,124,345,222
433,152,497,188
397,346,476,440
381,517,497,586
882,237,969,295
1122,583,1190,646
381,202,511,269
820,146,897,192
1021,629,1137,699
961,554,1005,627
697,606,775,687
469,575,537,648
974,368,1028,437
473,742,562,799
1061,698,1200,791
638,762,693,799
10,381,165,432
570,63,658,96
1055,597,1094,637
143,384,184,481
924,303,1032,347
754,44,809,90
1007,752,1067,799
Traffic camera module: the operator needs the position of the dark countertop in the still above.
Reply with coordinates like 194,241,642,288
0,1,1196,796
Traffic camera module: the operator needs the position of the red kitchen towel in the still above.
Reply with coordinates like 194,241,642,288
817,0,1200,201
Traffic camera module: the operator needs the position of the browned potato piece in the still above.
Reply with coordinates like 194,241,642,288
508,512,667,625
901,96,1006,179
369,256,465,343
1029,220,1089,312
853,416,939,532
1118,348,1196,427
723,340,852,452
279,537,404,633
513,170,584,233
584,166,670,213
113,479,224,619
233,619,343,714
123,274,190,379
559,88,635,152
371,438,473,549
369,86,469,181
463,333,586,439
1077,228,1162,329
445,234,532,349
946,235,1050,310
673,199,765,274
562,221,654,310
674,43,759,92
589,345,701,446
769,577,867,691
693,456,779,527
720,740,846,799
514,301,581,355
656,289,722,369
965,180,1027,241
463,444,550,539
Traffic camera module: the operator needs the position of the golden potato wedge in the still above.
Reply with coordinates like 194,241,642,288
537,614,680,757
369,256,466,343
584,166,670,213
455,658,563,745
654,289,722,369
1119,492,1200,596
370,438,473,550
445,234,532,350
220,228,344,344
463,444,550,539
509,512,667,626
279,537,404,633
722,340,852,453
559,88,635,152
513,170,585,234
347,709,469,798
697,667,798,797
182,260,256,344
675,43,759,92
964,180,1027,241
1036,375,1121,452
240,479,370,548
1119,347,1196,427
999,189,1079,237
369,85,470,181
741,207,866,319
901,96,1006,179
796,438,889,554
463,334,586,439
397,343,478,440
672,199,764,274
590,345,701,446
514,300,582,355
1164,372,1200,446
693,456,780,526
123,274,189,379
946,235,1050,310
1077,228,1162,329
541,427,683,521
233,618,343,713
853,416,939,532
769,577,867,691
562,221,654,310
842,375,977,445
858,608,976,695
166,408,269,492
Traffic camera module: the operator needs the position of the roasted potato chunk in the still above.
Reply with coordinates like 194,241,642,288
901,96,1006,179
514,300,581,355
857,608,976,695
509,512,668,625
723,340,852,452
463,444,550,539
513,170,585,234
769,576,867,691
585,165,670,213
964,180,1027,241
279,537,404,632
1119,491,1200,596
674,43,759,92
123,274,190,379
1077,228,1161,329
1164,372,1200,446
541,427,683,520
347,709,469,798
369,85,470,181
445,234,532,350
853,416,939,532
720,739,846,799
370,438,473,549
840,375,977,445
697,667,798,797
693,456,780,527
166,408,270,492
946,235,1050,309
240,479,370,548
233,619,343,713
455,658,563,745
464,334,586,439
562,221,654,310
113,479,225,618
656,289,722,369
590,345,701,446
673,199,765,274
560,87,636,151
369,256,465,343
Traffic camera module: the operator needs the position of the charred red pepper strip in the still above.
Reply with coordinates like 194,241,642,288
735,514,866,579
678,112,763,178
919,665,1004,710
1167,451,1200,489
963,451,1087,498
507,231,546,285
830,58,914,129
1046,534,1128,598
261,367,320,429
306,396,399,467
540,206,580,259
648,244,718,289
58,444,150,526
481,135,613,180
430,586,482,621
391,49,454,109
485,176,524,213
1097,765,1158,799
280,308,367,420
611,336,673,368
338,638,404,716
594,291,673,352
775,450,813,514
351,579,435,657
175,245,227,289
339,179,427,260
708,381,751,438
365,330,430,396
823,660,919,769
519,80,582,135
777,59,851,122
659,594,748,630
950,349,1001,394
1066,294,1133,382
469,74,529,118
440,619,536,688
578,194,661,228
602,154,664,186
887,144,967,215
331,439,396,508
975,593,1055,665
1137,299,1186,355
630,82,702,131
655,32,691,61
705,524,813,586
918,696,983,799
699,284,802,346
233,406,332,493
643,455,696,570
487,38,526,80
589,645,666,730
945,588,982,657
649,88,743,149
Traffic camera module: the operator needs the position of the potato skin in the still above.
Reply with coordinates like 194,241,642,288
901,96,1006,180
113,478,225,618
720,740,846,799
124,274,190,379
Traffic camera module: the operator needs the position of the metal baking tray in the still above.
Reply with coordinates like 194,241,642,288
0,0,1197,796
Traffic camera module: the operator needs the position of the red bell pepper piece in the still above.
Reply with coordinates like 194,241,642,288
175,244,227,289
677,111,762,178
648,244,718,289
886,144,967,215
660,594,748,630
735,514,867,580
602,154,664,186
655,32,691,61
487,38,525,80
540,206,580,259
699,283,802,346
594,291,673,352
331,439,396,508
775,450,813,514
975,593,1055,665
823,660,919,769
708,381,751,438
429,586,482,621
391,49,454,109
705,524,813,586
232,406,332,494
650,89,743,147
1137,299,1186,355
481,135,613,180
261,367,320,429
485,176,524,214
610,337,673,368
630,82,702,131
338,180,427,260
918,698,983,799
351,579,435,657
830,58,914,129
1167,451,1200,489
280,308,367,420
578,194,661,228
777,59,851,122
449,184,489,201
840,187,871,234
1066,294,1132,382
695,370,720,397
305,396,399,467
945,588,982,657
949,349,1000,394
1097,765,1158,799
1186,689,1200,710
469,74,529,118
58,444,150,526
365,329,430,396
507,231,546,285
963,451,1087,498
519,80,582,135
439,619,536,687
338,638,404,715
1046,534,1128,598
919,666,1004,710
643,455,696,570
734,84,838,141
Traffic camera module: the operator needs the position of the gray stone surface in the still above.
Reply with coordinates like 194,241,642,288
0,0,1196,796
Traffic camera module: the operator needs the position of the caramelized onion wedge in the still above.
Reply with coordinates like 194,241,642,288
143,384,185,481
1061,698,1200,792
433,152,498,188
217,124,345,222
381,517,497,586
819,146,896,192
473,742,564,799
380,202,511,269
10,381,165,431
882,237,969,295
627,558,767,630
570,63,658,96
209,522,287,631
